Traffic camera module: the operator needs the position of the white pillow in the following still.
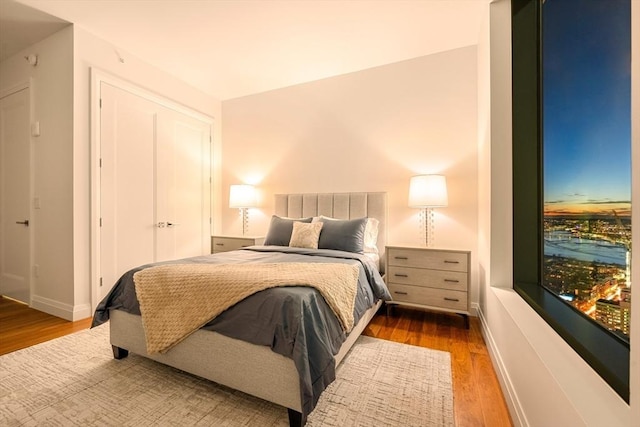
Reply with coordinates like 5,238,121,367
313,215,379,254
363,217,380,254
289,221,323,249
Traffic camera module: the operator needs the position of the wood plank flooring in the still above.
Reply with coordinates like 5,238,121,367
0,296,92,355
0,296,512,426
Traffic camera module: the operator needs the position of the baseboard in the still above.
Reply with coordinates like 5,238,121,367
476,305,528,427
30,295,92,321
72,303,92,321
470,302,480,317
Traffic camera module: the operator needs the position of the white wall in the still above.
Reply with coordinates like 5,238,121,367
0,26,75,318
477,1,637,426
222,47,479,304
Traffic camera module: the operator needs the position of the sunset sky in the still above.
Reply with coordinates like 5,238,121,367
543,0,631,217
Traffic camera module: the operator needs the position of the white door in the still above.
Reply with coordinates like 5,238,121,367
0,87,31,303
155,108,211,262
99,83,211,301
99,83,157,299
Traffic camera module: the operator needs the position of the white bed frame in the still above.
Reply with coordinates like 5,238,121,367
109,192,387,426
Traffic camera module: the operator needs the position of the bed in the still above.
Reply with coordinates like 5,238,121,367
92,192,390,426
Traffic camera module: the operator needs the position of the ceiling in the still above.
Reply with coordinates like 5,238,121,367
3,0,488,100
0,0,69,62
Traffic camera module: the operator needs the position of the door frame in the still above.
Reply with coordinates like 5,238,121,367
0,80,34,304
90,69,214,310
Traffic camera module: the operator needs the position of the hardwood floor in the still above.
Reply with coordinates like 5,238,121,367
362,306,513,427
0,296,92,355
0,296,512,426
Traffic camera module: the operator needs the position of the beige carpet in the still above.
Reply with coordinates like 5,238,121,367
0,324,454,426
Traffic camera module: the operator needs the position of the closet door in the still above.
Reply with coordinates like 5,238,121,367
99,83,156,299
156,106,211,262
99,83,211,300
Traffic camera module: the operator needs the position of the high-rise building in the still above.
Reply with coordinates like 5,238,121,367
595,293,630,336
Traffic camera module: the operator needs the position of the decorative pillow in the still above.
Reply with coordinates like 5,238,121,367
317,216,368,253
289,221,323,249
314,216,379,254
264,215,313,246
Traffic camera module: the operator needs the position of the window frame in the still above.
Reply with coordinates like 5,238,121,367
511,0,630,402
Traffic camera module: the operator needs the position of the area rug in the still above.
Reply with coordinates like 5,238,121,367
0,325,454,426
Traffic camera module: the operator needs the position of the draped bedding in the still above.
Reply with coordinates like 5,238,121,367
134,262,360,354
92,246,391,420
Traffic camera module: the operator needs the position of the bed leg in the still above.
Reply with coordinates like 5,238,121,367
287,408,303,427
112,345,129,360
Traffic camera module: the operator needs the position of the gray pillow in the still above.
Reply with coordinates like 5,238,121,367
317,217,368,253
264,215,313,246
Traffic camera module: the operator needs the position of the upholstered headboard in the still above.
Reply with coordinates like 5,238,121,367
274,192,388,272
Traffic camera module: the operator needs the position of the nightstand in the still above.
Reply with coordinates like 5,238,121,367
385,245,470,328
211,235,265,253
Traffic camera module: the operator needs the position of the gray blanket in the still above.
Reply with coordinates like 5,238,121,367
92,246,391,420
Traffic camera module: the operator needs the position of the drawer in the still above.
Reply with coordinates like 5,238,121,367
387,266,468,291
388,283,468,312
387,247,468,272
212,236,262,253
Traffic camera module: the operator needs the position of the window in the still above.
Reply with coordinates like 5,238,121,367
512,0,631,401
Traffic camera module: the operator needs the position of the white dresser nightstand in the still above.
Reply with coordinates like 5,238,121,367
211,235,264,254
385,245,470,328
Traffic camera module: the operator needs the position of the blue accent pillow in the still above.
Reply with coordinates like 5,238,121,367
317,217,368,253
264,215,313,246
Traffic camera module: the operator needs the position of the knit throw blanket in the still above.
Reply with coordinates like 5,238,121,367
133,262,360,354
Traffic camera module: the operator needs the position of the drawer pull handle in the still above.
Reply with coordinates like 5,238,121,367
394,274,409,278
215,243,225,246
444,279,460,283
393,291,409,295
394,256,409,260
444,260,460,264
444,297,459,302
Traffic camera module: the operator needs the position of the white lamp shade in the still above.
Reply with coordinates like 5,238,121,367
408,175,448,208
229,184,257,208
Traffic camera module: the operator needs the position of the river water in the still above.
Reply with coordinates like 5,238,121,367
544,230,628,266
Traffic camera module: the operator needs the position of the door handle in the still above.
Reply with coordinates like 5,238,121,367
16,220,29,226
158,222,180,228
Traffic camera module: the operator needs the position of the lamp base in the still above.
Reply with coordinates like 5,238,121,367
421,207,435,247
239,208,249,235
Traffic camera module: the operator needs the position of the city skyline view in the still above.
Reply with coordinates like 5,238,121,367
542,0,631,339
